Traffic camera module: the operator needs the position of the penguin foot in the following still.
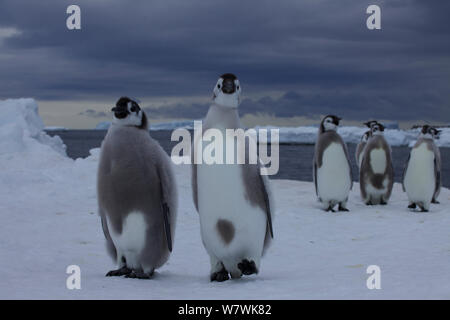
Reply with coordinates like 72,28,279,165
325,206,336,213
238,259,258,276
366,201,373,206
380,200,387,205
210,268,229,282
125,269,154,279
338,205,349,212
408,203,417,209
106,266,132,277
432,199,440,204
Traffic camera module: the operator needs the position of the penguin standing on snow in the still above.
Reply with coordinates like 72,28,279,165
356,131,371,168
360,122,394,205
313,115,353,212
97,97,177,279
192,73,274,282
403,125,441,212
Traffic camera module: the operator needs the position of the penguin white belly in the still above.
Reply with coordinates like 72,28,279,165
404,145,435,203
369,148,387,174
197,162,266,264
317,143,351,202
107,212,148,269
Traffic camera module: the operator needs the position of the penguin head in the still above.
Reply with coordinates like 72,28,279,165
212,73,241,109
421,125,440,140
371,122,385,136
361,130,371,142
111,97,147,129
430,127,441,140
321,115,341,132
363,120,379,129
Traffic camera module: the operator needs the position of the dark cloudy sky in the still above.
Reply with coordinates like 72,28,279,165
0,0,449,128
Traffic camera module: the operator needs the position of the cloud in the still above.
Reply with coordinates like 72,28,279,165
145,87,449,122
0,0,449,122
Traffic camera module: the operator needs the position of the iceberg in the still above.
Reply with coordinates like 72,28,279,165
0,98,67,156
95,119,196,131
95,121,111,130
255,125,450,147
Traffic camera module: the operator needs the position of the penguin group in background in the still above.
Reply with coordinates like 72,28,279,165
97,97,177,279
402,125,441,212
359,122,394,205
192,73,274,282
356,131,371,168
313,115,353,212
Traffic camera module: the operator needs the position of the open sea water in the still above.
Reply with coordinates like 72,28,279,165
46,129,449,188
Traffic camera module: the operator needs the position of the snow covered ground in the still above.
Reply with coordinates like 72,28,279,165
1,99,450,300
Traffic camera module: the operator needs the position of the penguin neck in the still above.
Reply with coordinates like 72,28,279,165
319,123,325,134
138,112,149,131
205,103,241,129
419,133,433,140
319,125,337,134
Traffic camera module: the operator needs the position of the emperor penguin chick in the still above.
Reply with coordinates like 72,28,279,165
403,125,441,212
360,122,394,205
192,73,274,282
356,131,371,168
97,97,177,279
313,115,353,212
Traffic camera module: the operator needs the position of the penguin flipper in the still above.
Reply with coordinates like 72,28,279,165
192,163,198,212
191,134,202,212
434,157,440,195
259,174,274,239
402,153,411,192
100,210,117,261
342,142,353,190
162,202,172,252
313,161,318,196
156,163,175,253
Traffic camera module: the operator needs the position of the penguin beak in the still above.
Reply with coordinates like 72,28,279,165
111,105,129,119
222,79,236,94
334,117,341,125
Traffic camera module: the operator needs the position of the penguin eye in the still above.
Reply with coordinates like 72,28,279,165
130,105,137,112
